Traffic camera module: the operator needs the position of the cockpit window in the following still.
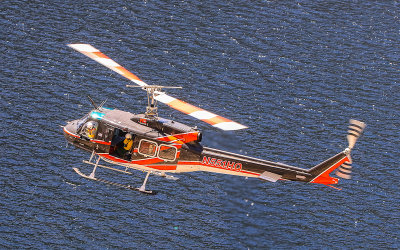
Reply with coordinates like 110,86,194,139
81,121,98,139
77,114,89,131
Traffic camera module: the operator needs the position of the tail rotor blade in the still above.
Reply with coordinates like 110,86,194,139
337,120,365,180
347,119,366,149
336,155,352,179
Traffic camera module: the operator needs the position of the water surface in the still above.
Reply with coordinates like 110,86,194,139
1,0,399,248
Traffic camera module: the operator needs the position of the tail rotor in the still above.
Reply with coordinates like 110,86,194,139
336,119,366,179
347,119,366,150
336,155,352,179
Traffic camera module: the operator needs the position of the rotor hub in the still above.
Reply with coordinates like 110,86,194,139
126,85,182,118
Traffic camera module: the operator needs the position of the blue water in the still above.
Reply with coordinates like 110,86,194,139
1,0,399,248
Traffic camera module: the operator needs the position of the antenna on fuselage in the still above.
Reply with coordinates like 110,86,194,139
87,95,98,109
87,95,108,110
126,85,182,118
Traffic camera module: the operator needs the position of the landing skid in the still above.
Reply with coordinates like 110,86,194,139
73,151,180,194
73,167,157,194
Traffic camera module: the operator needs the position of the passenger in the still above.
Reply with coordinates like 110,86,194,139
116,133,134,158
86,122,96,139
123,133,134,151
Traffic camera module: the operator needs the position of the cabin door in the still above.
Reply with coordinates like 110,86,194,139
109,128,136,160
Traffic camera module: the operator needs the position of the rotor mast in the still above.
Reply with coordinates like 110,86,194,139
126,85,182,118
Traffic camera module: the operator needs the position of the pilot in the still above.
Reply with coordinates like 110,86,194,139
117,133,134,158
86,122,96,139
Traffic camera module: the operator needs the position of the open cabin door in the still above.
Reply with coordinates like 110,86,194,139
108,128,136,160
108,130,180,166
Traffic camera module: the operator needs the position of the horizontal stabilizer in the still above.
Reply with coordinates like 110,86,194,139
259,171,282,182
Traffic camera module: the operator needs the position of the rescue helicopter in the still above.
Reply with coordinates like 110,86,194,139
63,44,366,194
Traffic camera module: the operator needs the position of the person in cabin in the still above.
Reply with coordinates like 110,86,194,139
86,122,96,139
117,133,134,158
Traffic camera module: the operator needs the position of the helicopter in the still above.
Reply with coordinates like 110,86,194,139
63,44,366,194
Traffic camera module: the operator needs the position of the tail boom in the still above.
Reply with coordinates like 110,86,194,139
308,151,349,185
199,147,313,181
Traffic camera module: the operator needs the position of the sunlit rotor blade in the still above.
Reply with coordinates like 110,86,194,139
337,120,365,180
68,44,248,131
155,93,248,130
336,154,353,179
347,119,366,149
336,156,352,179
336,171,351,180
67,44,148,87
347,154,352,165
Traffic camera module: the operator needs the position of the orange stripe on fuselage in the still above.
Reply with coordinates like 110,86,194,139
177,160,260,176
131,158,164,165
100,154,176,171
156,132,199,144
63,127,80,138
146,165,177,171
100,154,130,163
90,139,111,145
177,161,201,165
156,135,184,144
101,154,164,165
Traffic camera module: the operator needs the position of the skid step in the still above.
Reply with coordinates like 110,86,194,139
73,168,157,194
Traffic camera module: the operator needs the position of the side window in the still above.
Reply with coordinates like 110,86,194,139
104,127,114,142
158,145,178,161
77,115,89,131
138,139,158,157
81,121,98,139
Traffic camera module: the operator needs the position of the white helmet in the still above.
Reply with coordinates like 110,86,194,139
87,122,95,129
125,133,132,139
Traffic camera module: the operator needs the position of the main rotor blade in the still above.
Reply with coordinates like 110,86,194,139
68,43,248,131
155,92,248,130
68,44,147,87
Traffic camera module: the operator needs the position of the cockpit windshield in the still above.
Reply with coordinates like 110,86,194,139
77,114,89,132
